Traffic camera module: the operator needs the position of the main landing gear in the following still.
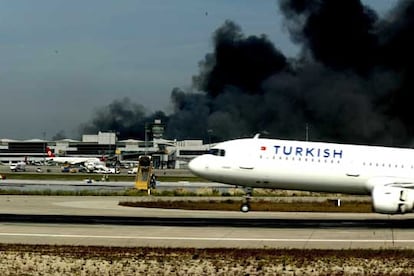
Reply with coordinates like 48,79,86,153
240,187,253,213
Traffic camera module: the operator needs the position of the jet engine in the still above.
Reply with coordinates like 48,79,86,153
372,186,414,214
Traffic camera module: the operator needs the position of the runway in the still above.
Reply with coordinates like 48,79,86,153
0,195,413,249
0,179,232,192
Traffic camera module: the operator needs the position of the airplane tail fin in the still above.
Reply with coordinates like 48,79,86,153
46,147,55,158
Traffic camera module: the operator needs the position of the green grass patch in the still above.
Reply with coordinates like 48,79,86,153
0,188,229,197
119,199,373,212
0,188,151,196
0,173,203,182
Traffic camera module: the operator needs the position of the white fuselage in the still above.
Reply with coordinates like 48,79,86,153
47,156,99,164
189,137,414,195
47,157,107,171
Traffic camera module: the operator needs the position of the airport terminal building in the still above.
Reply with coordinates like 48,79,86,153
0,131,211,169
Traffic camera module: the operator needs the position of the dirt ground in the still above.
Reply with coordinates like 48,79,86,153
0,244,413,275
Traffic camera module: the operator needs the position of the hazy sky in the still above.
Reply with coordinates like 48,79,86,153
0,0,397,139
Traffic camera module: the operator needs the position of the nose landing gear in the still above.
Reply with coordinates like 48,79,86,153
240,187,253,213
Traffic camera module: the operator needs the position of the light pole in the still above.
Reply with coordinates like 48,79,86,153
43,131,46,165
144,123,149,156
207,129,212,150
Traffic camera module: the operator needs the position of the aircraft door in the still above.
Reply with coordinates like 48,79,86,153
346,160,360,177
238,146,255,170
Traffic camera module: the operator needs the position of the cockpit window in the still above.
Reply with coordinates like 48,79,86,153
209,148,226,157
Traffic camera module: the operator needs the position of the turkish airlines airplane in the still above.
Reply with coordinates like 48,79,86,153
46,147,99,164
188,134,414,214
46,147,107,172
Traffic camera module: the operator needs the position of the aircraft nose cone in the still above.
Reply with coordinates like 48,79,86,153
188,156,205,176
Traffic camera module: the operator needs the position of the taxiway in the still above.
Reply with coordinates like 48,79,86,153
0,179,232,192
0,195,413,249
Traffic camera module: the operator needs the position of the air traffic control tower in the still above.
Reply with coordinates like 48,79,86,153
151,119,164,139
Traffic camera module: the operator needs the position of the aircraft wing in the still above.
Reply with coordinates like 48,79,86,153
367,176,414,190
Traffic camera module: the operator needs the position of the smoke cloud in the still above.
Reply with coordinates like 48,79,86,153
79,97,168,140
81,0,414,146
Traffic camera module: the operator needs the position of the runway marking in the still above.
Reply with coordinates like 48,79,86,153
0,232,412,243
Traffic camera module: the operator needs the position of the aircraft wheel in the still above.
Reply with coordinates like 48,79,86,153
240,203,250,213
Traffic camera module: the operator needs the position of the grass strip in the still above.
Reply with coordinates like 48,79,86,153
119,199,373,212
0,172,203,182
0,189,150,196
0,244,413,259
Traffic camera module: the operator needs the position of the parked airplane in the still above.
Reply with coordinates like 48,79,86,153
46,147,106,172
189,134,414,214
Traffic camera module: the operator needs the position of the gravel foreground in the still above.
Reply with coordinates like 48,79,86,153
0,245,413,275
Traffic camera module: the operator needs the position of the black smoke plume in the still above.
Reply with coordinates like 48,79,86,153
82,0,414,146
79,97,168,140
193,20,288,97
168,19,290,141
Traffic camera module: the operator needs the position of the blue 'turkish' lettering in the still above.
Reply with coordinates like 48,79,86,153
273,145,343,159
306,148,314,157
283,146,292,155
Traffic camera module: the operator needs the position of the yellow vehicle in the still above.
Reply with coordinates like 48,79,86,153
134,155,156,193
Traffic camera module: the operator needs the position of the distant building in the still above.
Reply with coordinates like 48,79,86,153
0,138,47,163
82,131,117,145
0,130,212,168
